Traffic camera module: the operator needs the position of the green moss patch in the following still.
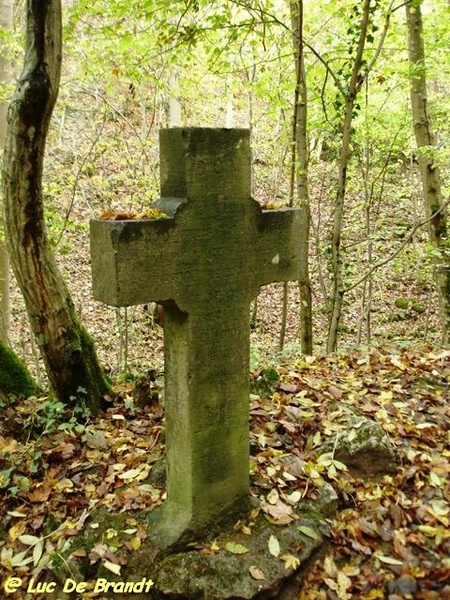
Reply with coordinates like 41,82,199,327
0,342,36,397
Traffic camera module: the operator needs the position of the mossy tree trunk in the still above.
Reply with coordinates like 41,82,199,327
1,0,109,411
0,340,36,397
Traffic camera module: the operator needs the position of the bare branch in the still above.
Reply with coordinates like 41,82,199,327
303,42,346,97
345,198,450,293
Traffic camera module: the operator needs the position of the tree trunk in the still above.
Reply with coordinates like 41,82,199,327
169,73,182,127
406,0,450,346
0,0,13,343
326,0,371,353
290,0,313,354
2,0,109,411
0,339,36,398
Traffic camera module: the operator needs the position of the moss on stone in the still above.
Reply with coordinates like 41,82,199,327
46,508,148,583
0,341,37,397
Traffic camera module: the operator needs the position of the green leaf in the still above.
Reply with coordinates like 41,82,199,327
376,554,403,566
18,534,41,546
0,468,14,488
33,539,44,566
225,542,250,555
11,550,34,567
268,534,280,557
298,525,321,541
429,471,442,487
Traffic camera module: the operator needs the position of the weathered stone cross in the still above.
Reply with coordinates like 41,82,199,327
90,128,301,547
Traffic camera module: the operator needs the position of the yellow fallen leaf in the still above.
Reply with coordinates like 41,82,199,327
390,356,406,370
103,560,121,575
324,556,337,577
267,489,279,505
429,499,450,517
54,478,74,491
118,468,141,480
281,554,300,570
429,472,442,487
130,537,141,550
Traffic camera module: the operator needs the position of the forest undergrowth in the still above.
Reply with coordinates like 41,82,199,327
0,344,449,598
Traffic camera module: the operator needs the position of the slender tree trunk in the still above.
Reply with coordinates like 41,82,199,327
169,73,182,127
290,0,313,354
327,0,371,353
2,0,109,410
406,0,450,346
0,0,13,342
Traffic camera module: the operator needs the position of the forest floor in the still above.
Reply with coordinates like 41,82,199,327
0,342,449,599
1,162,449,598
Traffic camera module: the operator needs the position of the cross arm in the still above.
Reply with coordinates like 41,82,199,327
253,207,302,289
90,217,180,307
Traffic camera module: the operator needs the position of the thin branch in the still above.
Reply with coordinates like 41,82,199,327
228,0,292,32
358,1,395,93
56,112,106,245
345,198,450,293
349,0,371,98
303,42,345,96
392,0,413,13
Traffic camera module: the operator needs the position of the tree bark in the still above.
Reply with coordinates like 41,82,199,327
290,0,313,354
0,0,13,342
326,0,371,353
2,0,109,410
406,0,450,346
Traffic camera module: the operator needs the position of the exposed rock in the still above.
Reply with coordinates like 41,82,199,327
320,417,397,477
300,483,339,519
154,518,323,600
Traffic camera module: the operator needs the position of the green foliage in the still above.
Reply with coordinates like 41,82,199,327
24,398,88,436
0,400,87,500
395,298,409,309
250,366,280,397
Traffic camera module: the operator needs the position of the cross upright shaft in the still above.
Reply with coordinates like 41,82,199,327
90,128,301,546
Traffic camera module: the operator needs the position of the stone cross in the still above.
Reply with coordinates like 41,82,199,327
90,128,301,547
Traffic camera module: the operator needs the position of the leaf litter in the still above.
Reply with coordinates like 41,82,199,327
0,344,448,598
